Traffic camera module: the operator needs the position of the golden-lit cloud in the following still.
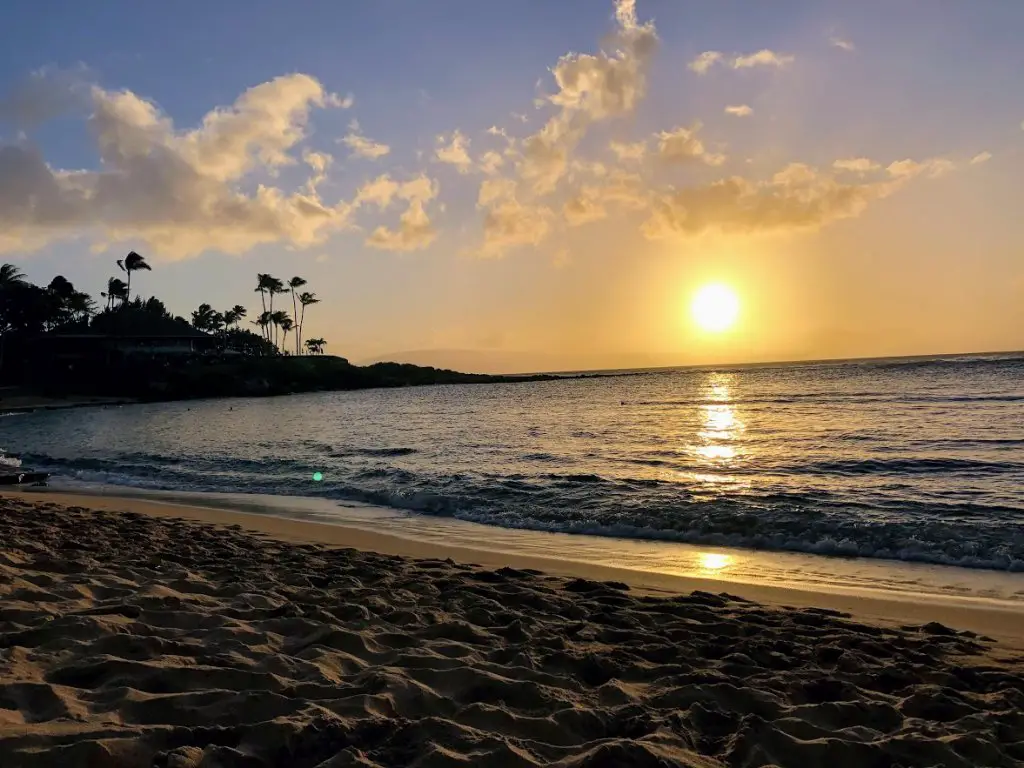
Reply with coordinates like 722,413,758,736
609,139,647,161
656,124,726,165
724,104,753,117
690,49,794,74
0,73,355,257
475,177,552,257
358,173,439,252
970,151,992,165
640,158,959,241
340,119,391,160
435,130,473,173
833,157,881,174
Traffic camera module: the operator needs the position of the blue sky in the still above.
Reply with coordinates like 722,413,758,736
1,1,1022,371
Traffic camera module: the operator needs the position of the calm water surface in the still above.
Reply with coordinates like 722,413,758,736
4,354,1024,570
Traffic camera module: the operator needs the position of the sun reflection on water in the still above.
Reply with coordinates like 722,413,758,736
692,373,744,467
698,552,733,571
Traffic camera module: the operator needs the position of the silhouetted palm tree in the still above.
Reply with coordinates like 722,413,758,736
101,277,129,311
116,251,151,305
287,276,307,354
279,317,294,354
224,305,245,329
304,337,326,355
269,310,290,351
251,311,272,343
0,264,27,289
191,303,218,331
297,291,319,355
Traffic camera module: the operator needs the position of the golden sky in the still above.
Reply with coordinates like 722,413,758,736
1,0,1022,371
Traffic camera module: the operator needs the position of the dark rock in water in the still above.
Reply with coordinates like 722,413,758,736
921,621,959,636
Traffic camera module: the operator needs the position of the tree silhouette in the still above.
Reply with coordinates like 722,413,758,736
116,251,151,305
297,291,319,355
287,276,307,354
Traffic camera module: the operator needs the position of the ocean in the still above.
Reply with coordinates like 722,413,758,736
4,353,1024,572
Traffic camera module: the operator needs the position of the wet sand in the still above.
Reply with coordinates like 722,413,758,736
1,493,1023,766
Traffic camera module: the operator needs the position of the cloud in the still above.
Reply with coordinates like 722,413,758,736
366,198,436,251
357,173,439,252
0,73,355,258
732,50,795,69
478,150,505,175
435,130,473,173
340,122,390,160
969,151,992,165
641,159,947,241
688,52,723,74
690,49,794,74
354,173,436,209
516,0,657,194
724,104,753,117
886,158,955,179
475,177,552,257
830,37,855,52
609,139,646,162
656,123,726,166
832,157,881,174
0,68,90,125
564,170,648,226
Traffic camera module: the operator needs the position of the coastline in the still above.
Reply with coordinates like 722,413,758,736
11,488,1024,643
2,492,1023,766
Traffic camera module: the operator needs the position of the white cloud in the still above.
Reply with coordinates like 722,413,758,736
724,104,753,117
691,49,794,74
688,51,723,74
656,123,726,166
435,130,473,173
0,72,354,258
354,173,436,209
830,37,855,52
732,50,795,69
832,157,881,174
340,124,391,160
969,151,992,165
609,139,646,162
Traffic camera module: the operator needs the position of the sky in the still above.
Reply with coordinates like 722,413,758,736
1,0,1022,373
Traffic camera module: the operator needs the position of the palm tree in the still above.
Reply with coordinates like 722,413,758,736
269,310,290,351
254,274,274,336
222,304,247,330
297,291,320,355
287,276,307,354
191,303,218,331
279,317,294,354
251,311,273,347
116,251,151,305
0,264,27,289
304,337,326,355
101,277,129,311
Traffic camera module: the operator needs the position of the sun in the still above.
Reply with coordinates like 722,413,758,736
691,283,740,332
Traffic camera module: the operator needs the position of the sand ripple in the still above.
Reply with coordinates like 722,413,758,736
1,499,1023,766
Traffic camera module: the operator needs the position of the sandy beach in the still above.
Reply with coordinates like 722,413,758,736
2,493,1023,766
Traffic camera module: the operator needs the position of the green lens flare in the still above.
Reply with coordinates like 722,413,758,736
312,471,323,482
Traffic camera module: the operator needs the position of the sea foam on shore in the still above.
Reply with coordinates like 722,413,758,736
1,497,1023,767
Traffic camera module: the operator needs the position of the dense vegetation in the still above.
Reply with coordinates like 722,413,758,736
0,253,560,401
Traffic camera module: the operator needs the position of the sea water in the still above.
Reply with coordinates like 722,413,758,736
4,353,1023,571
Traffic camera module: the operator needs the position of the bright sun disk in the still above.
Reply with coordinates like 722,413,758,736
691,283,740,332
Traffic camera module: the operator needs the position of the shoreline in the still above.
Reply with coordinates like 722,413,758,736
11,488,1024,643
2,492,1023,766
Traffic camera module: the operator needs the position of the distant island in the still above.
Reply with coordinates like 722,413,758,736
0,253,566,405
